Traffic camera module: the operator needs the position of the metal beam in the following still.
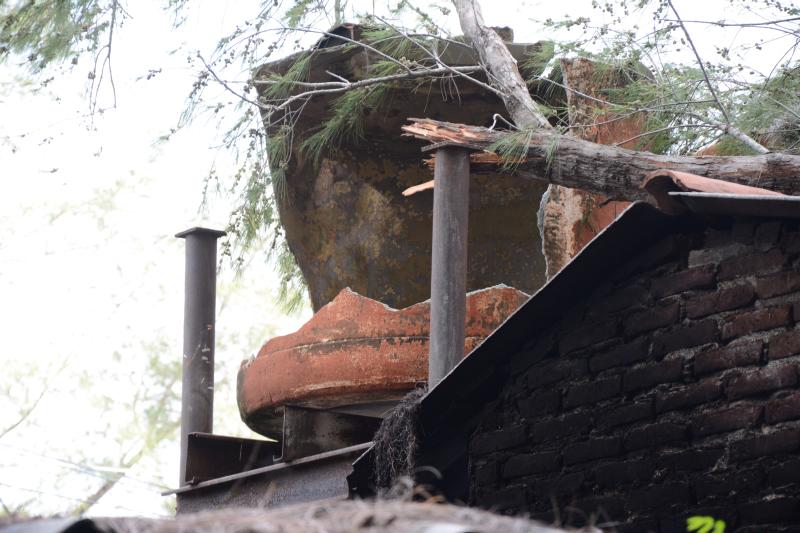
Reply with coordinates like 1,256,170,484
175,227,225,486
428,146,471,387
278,406,379,462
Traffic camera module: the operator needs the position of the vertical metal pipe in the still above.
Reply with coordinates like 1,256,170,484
429,146,470,387
175,227,225,485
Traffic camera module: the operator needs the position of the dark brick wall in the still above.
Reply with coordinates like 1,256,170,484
468,219,800,532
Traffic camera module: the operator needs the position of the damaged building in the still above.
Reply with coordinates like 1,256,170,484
164,24,800,533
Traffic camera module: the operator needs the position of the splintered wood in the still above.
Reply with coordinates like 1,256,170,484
400,117,800,200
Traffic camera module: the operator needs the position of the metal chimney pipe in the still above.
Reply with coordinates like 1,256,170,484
428,146,470,387
175,227,225,486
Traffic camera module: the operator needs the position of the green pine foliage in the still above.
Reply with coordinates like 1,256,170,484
0,0,116,71
4,0,799,310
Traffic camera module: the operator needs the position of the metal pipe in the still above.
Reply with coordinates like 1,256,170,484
176,226,226,485
428,146,470,387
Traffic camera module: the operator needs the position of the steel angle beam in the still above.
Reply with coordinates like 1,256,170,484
184,432,280,484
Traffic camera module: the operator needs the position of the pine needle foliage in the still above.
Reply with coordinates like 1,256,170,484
540,0,800,155
7,0,800,311
0,0,115,71
299,85,389,163
488,129,535,172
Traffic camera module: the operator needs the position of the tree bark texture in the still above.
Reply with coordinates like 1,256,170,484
404,118,800,199
452,0,551,129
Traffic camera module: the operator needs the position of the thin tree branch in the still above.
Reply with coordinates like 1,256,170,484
255,65,484,111
667,0,769,154
372,15,507,99
279,24,413,73
667,0,732,125
663,16,800,28
612,123,714,147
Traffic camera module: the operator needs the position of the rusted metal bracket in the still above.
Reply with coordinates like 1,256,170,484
184,432,280,485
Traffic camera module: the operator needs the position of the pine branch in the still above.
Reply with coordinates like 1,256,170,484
255,65,484,111
372,15,506,99
667,0,769,154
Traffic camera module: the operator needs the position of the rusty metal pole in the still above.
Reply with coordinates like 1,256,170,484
428,146,470,387
176,227,225,486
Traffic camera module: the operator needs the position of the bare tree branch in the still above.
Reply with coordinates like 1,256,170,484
667,0,769,154
452,0,551,129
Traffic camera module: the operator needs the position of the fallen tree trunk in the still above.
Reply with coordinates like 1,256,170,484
403,118,800,201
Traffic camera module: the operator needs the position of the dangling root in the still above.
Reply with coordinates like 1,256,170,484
371,386,426,493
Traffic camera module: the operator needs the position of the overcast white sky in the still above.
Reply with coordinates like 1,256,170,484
0,0,793,518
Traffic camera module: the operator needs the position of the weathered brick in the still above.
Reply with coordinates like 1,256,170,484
563,436,622,465
572,496,626,521
692,404,762,436
722,306,792,340
551,471,585,494
474,460,498,484
531,411,591,442
695,338,763,375
726,363,797,400
652,264,717,298
502,451,559,479
653,319,719,356
767,458,800,487
559,319,618,355
769,329,800,360
718,248,785,280
732,220,756,243
659,448,724,471
471,425,527,455
593,459,655,487
615,236,684,281
510,345,550,376
689,242,748,268
589,337,649,372
479,485,526,511
616,520,659,533
685,282,755,319
518,388,561,417
525,359,572,389
732,427,800,459
766,392,800,424
756,271,800,299
624,300,681,337
783,225,800,253
695,468,764,500
755,221,783,250
623,359,683,392
625,422,687,450
740,496,800,523
600,401,653,428
628,483,690,511
591,283,649,315
656,380,722,413
563,376,621,409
